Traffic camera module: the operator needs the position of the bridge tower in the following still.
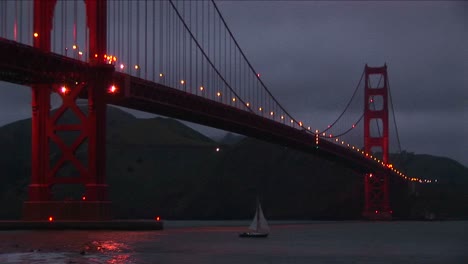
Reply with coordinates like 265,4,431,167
22,0,113,220
363,64,392,220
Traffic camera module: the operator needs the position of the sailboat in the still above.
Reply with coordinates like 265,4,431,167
239,199,269,238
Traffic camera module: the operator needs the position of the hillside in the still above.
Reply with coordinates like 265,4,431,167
0,106,467,220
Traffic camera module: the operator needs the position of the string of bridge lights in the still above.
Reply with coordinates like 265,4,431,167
51,39,435,185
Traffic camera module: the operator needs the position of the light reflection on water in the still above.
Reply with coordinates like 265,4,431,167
0,221,467,264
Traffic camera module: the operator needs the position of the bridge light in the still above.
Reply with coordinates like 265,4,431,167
134,65,139,70
95,54,98,58
72,44,77,50
48,216,54,222
108,85,117,94
315,130,319,133
33,32,38,38
369,173,373,178
120,64,125,70
180,80,185,85
246,102,250,107
113,56,117,62
352,124,356,128
257,73,260,77
155,216,161,221
299,121,303,126
215,147,220,152
290,119,294,123
217,92,221,97
232,97,236,102
375,210,379,214
270,111,274,116
159,73,164,77
82,196,86,201
259,107,262,111
341,141,344,144
335,138,339,142
59,86,69,95
78,51,83,56
281,115,284,120
199,86,204,91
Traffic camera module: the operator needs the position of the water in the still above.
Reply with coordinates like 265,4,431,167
0,221,467,263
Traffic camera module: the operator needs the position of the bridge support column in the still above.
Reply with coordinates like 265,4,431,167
362,64,392,220
23,0,112,221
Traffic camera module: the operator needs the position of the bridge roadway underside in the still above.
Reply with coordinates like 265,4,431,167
0,37,392,178
108,73,387,176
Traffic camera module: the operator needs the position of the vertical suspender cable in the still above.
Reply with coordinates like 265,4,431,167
85,2,88,61
144,0,148,79
19,0,22,43
111,1,113,59
128,1,132,73
1,1,4,37
189,1,193,93
137,1,140,76
117,1,120,65
65,1,68,55
202,1,205,94
176,3,179,86
224,22,227,103
196,1,199,95
167,2,170,85
154,0,158,79
62,1,66,55
208,2,211,98
388,78,402,154
27,1,31,45
175,2,179,88
74,0,77,47
14,1,17,41
183,2,186,92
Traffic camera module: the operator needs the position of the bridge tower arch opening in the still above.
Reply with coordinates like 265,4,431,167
23,0,113,221
363,64,392,220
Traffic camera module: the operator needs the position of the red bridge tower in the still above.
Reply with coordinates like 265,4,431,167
363,64,392,220
22,0,113,220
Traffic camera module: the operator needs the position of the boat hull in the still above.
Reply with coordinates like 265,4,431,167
239,232,268,238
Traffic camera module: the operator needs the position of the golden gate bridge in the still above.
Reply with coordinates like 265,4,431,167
0,0,434,222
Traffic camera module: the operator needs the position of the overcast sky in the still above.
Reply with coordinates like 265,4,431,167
0,1,466,166
215,0,468,166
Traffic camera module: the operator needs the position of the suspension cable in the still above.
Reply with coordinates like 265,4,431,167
210,0,299,126
168,0,254,114
388,76,402,154
321,69,365,133
328,113,364,138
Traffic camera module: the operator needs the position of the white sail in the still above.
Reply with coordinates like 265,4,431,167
257,203,270,232
248,202,269,233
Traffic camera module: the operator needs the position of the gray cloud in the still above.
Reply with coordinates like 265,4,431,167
0,1,466,166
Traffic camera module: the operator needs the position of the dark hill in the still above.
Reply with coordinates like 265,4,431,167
0,106,467,220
